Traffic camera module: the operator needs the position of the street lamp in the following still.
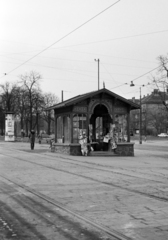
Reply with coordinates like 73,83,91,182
130,81,135,87
130,81,145,144
94,59,100,90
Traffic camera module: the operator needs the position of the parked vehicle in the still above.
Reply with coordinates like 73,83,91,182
158,133,168,137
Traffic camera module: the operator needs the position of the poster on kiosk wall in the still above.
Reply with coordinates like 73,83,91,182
5,113,15,141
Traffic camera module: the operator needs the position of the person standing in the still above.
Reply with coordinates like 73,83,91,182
79,132,88,156
38,132,42,144
21,129,24,142
30,130,35,150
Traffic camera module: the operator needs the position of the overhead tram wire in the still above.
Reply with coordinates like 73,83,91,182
100,61,125,93
109,65,163,92
56,29,168,49
110,60,168,91
55,48,157,64
2,29,167,62
111,83,128,90
128,65,161,84
1,0,121,79
1,51,156,70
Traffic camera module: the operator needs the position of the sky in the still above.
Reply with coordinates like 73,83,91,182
1,0,168,101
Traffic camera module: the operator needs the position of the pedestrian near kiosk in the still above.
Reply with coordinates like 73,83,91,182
79,132,88,156
38,132,42,144
30,130,35,150
21,129,24,142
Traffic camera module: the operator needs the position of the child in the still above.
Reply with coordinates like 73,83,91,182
79,132,88,156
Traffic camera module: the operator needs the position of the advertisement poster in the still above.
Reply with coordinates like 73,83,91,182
5,113,15,141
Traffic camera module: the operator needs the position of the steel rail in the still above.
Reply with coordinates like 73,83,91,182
0,174,132,240
1,148,167,182
1,152,168,203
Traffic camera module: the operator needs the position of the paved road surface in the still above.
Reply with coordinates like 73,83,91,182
0,139,168,240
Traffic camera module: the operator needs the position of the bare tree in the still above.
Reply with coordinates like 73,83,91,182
13,87,27,130
146,106,168,134
42,93,59,134
33,91,45,134
152,54,168,111
0,72,59,136
0,82,21,136
0,101,5,135
19,71,42,131
0,82,18,112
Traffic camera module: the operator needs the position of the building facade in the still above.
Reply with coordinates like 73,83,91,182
130,89,168,135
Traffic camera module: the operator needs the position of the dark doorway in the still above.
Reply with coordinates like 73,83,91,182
89,104,112,151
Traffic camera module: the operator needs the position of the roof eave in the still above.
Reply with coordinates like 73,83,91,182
46,88,140,111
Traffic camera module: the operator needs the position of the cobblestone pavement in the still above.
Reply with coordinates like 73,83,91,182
0,139,168,240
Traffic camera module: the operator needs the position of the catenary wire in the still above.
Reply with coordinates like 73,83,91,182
0,0,120,78
0,54,156,70
129,65,160,83
0,46,157,64
56,29,168,48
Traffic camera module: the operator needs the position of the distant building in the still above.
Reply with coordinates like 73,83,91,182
130,89,168,135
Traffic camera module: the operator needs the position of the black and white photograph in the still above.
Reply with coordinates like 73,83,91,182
0,1,168,239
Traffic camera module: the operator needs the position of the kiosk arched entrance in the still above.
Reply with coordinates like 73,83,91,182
89,104,112,151
48,88,139,156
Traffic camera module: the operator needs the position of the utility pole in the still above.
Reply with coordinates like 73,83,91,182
94,59,100,140
61,90,63,102
94,59,100,90
130,81,145,144
139,87,142,144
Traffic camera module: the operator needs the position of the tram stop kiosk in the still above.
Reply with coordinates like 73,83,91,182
5,112,15,142
47,88,140,156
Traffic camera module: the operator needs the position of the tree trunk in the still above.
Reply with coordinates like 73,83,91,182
21,115,24,129
47,111,51,135
25,119,29,136
0,111,5,135
14,121,17,137
30,105,33,130
36,113,39,135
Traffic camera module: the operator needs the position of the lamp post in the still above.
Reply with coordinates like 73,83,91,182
94,59,100,90
130,81,144,144
139,86,142,144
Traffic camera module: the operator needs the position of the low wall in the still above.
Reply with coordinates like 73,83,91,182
116,142,134,156
52,143,82,156
51,142,134,156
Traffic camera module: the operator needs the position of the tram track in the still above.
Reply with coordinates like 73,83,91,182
1,151,168,203
2,146,168,183
43,152,168,182
0,174,133,240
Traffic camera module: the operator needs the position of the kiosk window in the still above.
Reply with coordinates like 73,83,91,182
73,114,86,143
57,116,63,143
63,116,71,143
